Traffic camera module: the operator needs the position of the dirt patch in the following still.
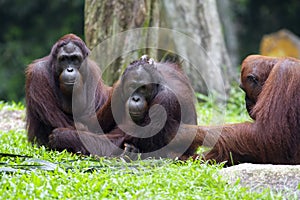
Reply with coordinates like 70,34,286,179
0,108,25,132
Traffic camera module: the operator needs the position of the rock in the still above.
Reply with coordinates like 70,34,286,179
220,163,300,197
260,29,300,58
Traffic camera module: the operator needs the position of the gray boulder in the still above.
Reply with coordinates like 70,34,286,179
220,163,300,198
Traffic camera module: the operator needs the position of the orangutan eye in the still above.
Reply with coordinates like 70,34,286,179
247,74,258,84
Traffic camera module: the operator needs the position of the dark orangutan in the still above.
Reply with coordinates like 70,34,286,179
177,57,300,165
111,56,198,158
49,56,198,159
26,34,111,147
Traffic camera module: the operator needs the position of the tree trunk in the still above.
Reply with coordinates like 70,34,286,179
84,0,160,86
216,0,239,68
84,0,235,95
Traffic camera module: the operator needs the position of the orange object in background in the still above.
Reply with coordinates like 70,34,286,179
260,29,300,59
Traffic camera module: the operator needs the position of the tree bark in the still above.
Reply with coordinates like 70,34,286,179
216,0,239,68
84,0,235,95
85,0,160,85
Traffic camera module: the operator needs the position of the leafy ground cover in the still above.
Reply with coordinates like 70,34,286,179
0,88,285,199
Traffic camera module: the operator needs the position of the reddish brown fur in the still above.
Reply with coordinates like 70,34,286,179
177,57,300,165
240,55,279,118
240,55,300,119
26,34,111,146
84,56,300,161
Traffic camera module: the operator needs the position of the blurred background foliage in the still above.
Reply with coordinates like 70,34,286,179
0,0,299,102
0,0,84,102
233,0,300,59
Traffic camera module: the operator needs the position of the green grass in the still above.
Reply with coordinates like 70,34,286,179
196,84,252,125
0,101,25,111
0,89,284,200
